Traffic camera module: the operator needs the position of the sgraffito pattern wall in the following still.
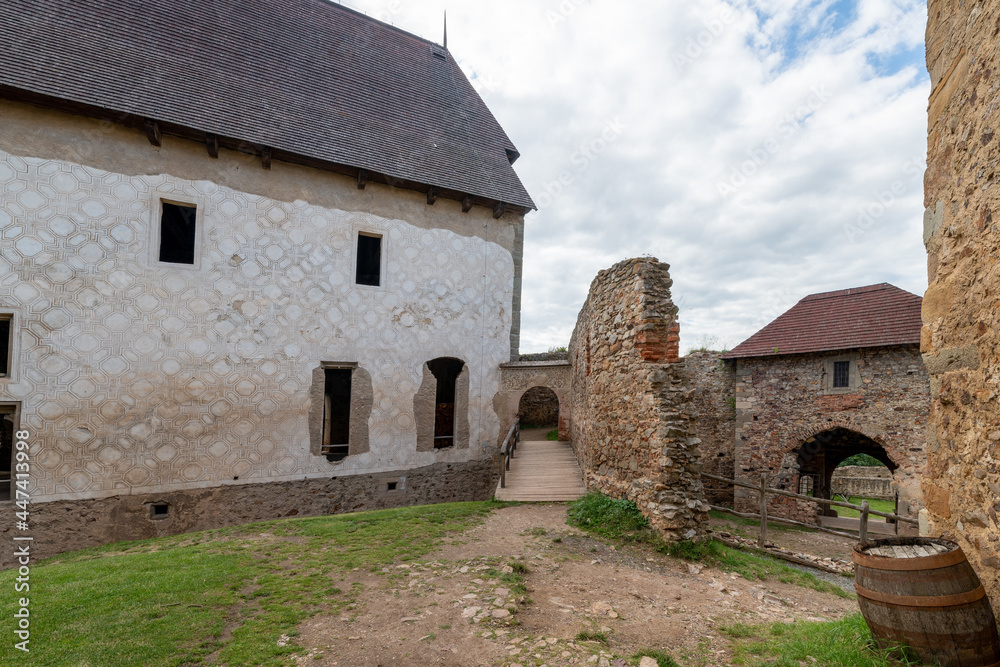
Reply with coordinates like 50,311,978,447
923,0,1000,612
0,148,514,502
569,258,708,542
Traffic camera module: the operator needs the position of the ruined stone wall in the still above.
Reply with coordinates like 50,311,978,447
732,346,928,522
923,0,1000,610
0,101,523,558
568,258,707,542
830,465,895,500
685,351,736,506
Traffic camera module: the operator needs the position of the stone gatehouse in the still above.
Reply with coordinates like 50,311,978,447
718,284,928,522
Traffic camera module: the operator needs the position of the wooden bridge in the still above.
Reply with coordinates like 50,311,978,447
494,429,587,502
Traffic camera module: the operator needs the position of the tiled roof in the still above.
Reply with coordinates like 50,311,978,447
0,0,534,210
722,283,922,359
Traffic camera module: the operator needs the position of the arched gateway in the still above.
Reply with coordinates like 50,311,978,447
495,361,571,443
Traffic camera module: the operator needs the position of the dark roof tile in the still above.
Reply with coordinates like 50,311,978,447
0,0,534,209
722,283,922,359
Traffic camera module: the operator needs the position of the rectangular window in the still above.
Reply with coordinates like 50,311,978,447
323,368,352,460
159,202,198,264
0,317,10,377
356,233,381,286
0,406,14,502
833,360,850,388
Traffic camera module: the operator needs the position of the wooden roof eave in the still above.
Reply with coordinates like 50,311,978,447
0,85,532,218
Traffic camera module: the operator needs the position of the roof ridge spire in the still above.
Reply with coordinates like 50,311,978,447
443,10,448,50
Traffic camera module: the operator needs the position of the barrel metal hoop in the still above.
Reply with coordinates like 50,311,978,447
854,582,987,608
853,546,968,571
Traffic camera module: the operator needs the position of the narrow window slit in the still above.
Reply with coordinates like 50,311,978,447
0,317,10,377
833,360,850,388
323,368,352,461
356,233,381,286
428,358,464,449
159,202,197,264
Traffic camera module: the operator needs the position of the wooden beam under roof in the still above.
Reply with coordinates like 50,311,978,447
0,86,534,216
144,119,161,146
206,133,219,158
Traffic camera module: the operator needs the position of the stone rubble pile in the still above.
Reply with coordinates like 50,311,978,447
713,531,853,575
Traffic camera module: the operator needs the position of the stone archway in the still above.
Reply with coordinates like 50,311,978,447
518,386,560,429
495,361,572,444
787,427,898,518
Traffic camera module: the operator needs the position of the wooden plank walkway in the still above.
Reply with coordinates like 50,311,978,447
494,440,587,502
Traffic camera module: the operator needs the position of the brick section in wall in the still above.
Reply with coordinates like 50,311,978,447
923,0,1000,614
568,258,707,542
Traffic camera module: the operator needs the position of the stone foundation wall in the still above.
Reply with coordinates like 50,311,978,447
517,386,560,427
685,351,736,506
0,458,498,567
568,258,707,542
923,0,1000,612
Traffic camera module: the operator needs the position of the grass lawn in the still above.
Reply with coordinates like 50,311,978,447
0,501,502,666
568,493,852,599
724,614,923,666
834,497,896,519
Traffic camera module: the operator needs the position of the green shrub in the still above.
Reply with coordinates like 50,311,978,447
567,493,649,539
838,453,885,467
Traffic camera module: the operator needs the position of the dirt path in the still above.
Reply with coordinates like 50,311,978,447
295,504,856,666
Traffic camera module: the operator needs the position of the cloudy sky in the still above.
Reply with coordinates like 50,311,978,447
348,0,929,353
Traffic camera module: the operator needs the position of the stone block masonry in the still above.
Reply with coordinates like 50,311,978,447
923,0,1000,613
830,465,894,500
685,351,736,506
569,258,707,541
729,347,927,523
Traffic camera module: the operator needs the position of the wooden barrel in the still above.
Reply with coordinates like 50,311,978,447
854,537,1000,666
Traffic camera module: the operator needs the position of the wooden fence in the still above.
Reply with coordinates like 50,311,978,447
498,420,520,489
700,471,918,546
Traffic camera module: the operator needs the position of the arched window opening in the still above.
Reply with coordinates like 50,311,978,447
428,358,464,449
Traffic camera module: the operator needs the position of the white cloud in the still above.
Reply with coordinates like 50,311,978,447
346,0,929,354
